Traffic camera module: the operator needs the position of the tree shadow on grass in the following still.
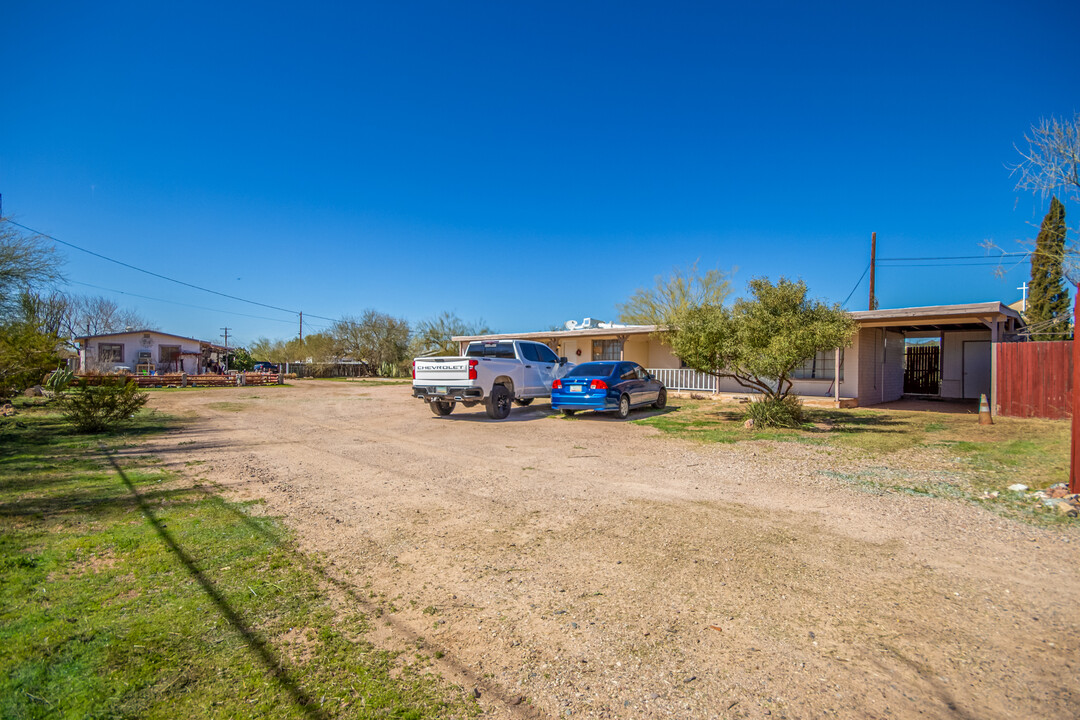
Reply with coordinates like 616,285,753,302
103,453,329,720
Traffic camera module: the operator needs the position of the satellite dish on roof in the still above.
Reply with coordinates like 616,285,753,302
564,320,579,330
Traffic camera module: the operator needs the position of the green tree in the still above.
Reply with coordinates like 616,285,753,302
411,311,491,356
617,261,731,328
0,221,65,396
669,277,855,403
227,346,256,371
1027,196,1071,338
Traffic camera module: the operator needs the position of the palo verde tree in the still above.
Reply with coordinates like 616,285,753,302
1027,196,1071,338
669,277,855,425
617,260,731,328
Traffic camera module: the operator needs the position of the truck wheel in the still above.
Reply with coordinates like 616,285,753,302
513,398,534,406
616,394,631,420
485,385,512,420
561,409,577,417
652,388,667,409
430,400,455,416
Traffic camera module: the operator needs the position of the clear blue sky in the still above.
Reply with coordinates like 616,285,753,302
3,1,1078,346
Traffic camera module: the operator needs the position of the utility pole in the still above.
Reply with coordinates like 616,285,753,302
868,231,877,310
221,327,231,372
299,311,303,344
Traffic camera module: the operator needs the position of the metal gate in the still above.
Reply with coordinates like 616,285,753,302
903,344,940,395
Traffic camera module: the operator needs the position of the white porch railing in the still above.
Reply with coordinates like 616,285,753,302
647,368,717,392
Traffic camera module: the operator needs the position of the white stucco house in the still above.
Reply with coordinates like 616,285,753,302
453,302,1024,408
76,330,227,375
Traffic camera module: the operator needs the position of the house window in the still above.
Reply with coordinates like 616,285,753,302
98,343,124,363
791,349,844,381
159,346,181,369
592,339,622,361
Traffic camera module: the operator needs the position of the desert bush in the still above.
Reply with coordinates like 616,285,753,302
744,395,805,428
62,378,150,433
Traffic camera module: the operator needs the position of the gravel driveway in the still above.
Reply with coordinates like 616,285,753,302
139,380,1079,719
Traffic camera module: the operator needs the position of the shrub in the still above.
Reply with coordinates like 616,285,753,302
62,378,150,433
744,395,805,428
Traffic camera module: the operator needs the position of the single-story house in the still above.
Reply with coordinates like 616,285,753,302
452,302,1025,409
76,330,227,375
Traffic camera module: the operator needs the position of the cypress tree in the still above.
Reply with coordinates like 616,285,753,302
1027,196,1071,339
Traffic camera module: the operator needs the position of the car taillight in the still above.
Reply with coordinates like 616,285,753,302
412,361,415,379
468,359,478,380
590,379,608,390
552,378,562,389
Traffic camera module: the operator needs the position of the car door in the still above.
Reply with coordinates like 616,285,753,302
517,343,545,397
617,363,642,404
634,365,659,403
533,343,562,394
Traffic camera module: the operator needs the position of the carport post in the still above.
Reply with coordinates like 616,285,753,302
1071,294,1080,494
834,348,840,404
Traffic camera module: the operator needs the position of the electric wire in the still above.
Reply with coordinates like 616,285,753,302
841,261,872,308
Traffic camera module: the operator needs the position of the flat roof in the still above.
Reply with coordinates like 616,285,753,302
453,302,1023,342
453,325,661,343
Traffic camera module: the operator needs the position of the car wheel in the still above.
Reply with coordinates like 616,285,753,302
616,394,631,420
653,388,667,409
513,398,534,406
429,400,455,416
485,385,512,420
561,409,577,417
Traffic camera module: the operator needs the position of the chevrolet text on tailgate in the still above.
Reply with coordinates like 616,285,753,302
412,339,573,419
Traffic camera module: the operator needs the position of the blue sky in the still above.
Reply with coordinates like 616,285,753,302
3,1,1078,346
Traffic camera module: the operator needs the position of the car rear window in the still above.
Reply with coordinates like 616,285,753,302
466,341,516,359
565,363,615,378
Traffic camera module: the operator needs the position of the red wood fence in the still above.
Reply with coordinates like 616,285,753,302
996,341,1072,419
76,373,282,388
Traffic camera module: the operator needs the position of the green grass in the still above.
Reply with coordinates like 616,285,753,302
633,399,1072,523
0,402,475,719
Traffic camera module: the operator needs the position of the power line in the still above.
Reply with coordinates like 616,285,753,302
878,253,1030,261
8,218,346,328
8,219,303,316
841,261,872,308
66,280,301,325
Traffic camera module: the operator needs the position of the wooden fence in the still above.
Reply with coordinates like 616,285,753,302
903,344,940,394
996,341,1072,419
76,373,282,388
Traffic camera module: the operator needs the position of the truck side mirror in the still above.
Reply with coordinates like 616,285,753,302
559,357,568,365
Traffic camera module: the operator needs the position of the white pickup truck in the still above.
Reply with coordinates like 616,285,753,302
412,339,572,419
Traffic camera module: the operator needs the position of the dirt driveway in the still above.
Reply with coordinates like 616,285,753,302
138,381,1079,719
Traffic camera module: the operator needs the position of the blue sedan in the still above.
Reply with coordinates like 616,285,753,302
551,361,667,419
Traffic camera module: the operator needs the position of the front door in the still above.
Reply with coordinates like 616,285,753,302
962,341,991,400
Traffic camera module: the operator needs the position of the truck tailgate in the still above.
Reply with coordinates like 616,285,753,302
414,358,471,384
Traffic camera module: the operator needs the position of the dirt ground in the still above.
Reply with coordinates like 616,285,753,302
135,381,1080,720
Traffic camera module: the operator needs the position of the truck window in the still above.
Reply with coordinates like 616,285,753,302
519,343,539,362
466,341,516,359
536,345,560,364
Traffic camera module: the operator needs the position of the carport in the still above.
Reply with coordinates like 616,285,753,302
848,302,1024,409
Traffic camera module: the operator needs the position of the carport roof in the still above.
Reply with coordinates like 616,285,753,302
848,301,1022,329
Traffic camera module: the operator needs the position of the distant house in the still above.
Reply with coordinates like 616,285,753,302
453,302,1024,408
76,330,226,375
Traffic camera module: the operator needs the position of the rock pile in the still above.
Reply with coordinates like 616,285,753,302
1031,483,1080,518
